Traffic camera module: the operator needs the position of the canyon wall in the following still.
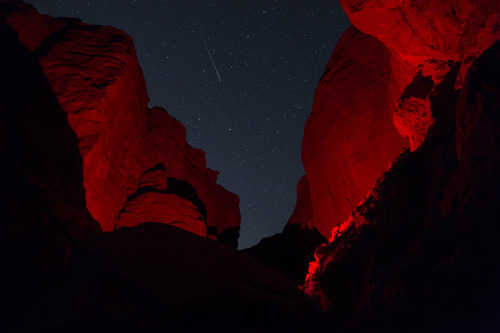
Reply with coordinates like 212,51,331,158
302,25,410,237
303,43,500,330
0,0,241,247
0,1,242,327
1,0,499,330
296,0,499,240
297,0,499,330
243,1,499,294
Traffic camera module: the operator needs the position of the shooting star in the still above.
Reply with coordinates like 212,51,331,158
203,38,222,82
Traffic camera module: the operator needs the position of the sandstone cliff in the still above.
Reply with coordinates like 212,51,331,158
0,1,241,328
295,0,500,240
296,0,500,330
1,0,240,246
303,43,500,330
300,1,496,242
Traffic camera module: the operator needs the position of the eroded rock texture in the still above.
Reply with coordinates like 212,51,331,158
341,0,500,89
2,1,241,246
0,1,241,328
294,0,499,240
302,41,500,332
341,0,500,149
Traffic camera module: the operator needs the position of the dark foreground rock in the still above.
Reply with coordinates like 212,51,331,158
20,223,326,333
244,223,326,285
244,175,326,285
0,7,101,328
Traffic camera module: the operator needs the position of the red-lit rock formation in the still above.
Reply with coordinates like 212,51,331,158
252,0,500,323
296,0,499,239
247,0,498,288
301,26,409,237
2,1,240,245
340,0,500,90
302,43,500,330
340,0,500,150
297,0,500,329
1,3,321,330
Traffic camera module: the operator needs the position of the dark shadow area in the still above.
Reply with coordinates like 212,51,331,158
216,226,240,248
166,177,207,222
400,70,437,100
244,223,326,284
0,14,98,330
20,223,327,333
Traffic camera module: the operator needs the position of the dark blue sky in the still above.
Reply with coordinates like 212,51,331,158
26,0,350,248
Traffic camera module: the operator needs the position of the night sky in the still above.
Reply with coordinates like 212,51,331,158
25,0,350,248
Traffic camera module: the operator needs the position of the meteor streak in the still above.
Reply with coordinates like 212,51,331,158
203,38,222,82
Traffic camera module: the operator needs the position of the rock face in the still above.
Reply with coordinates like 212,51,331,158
297,0,500,329
339,0,500,153
0,0,240,328
295,0,499,240
302,44,500,330
20,223,326,333
265,0,499,329
1,1,241,246
340,0,500,91
301,26,409,237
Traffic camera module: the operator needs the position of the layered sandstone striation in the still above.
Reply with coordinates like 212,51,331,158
1,1,240,246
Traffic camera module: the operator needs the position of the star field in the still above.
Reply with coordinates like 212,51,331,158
25,0,350,248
